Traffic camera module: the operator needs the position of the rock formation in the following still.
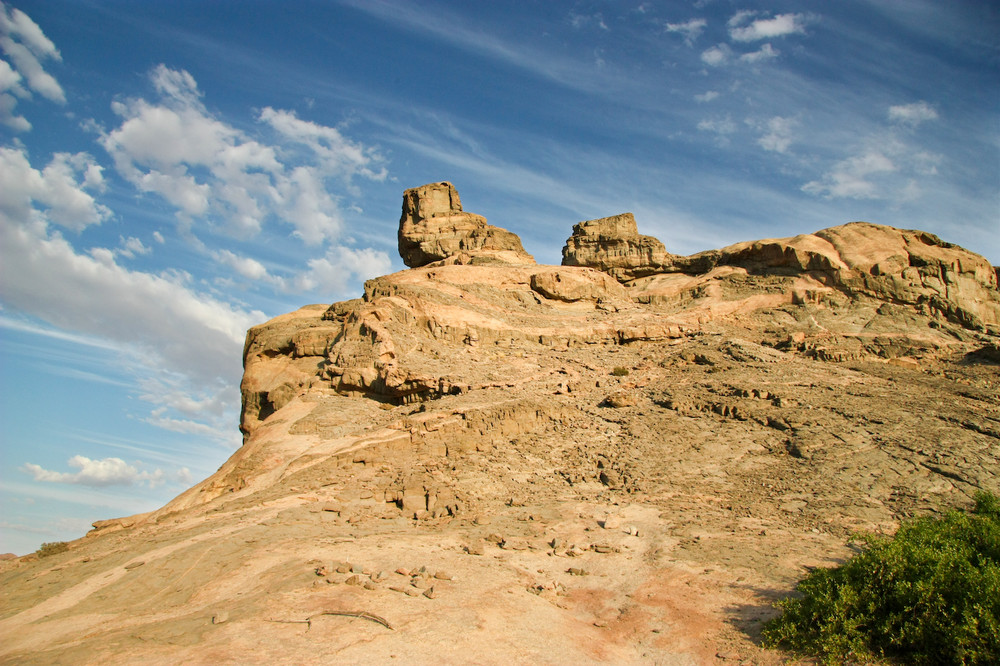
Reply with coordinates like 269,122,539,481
565,215,1000,332
398,181,534,267
3,183,998,665
561,212,675,280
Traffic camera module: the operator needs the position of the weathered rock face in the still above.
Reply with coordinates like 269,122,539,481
561,212,675,280
563,215,1000,332
398,181,534,268
683,222,1000,332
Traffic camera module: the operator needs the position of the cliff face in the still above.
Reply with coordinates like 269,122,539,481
3,183,998,664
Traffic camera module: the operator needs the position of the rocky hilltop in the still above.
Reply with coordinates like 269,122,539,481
3,183,998,664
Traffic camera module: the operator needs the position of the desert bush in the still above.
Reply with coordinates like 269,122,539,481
762,491,1000,664
36,541,69,558
611,366,630,376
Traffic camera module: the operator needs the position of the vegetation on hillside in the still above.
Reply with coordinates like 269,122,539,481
762,491,1000,665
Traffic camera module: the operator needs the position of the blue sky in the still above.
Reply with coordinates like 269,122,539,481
1,0,997,554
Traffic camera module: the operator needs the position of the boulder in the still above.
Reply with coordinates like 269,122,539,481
398,181,534,268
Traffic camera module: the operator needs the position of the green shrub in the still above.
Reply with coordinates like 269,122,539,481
762,491,1000,664
611,366,630,377
36,541,69,558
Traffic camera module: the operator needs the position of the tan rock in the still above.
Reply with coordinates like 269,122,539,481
561,212,676,280
398,181,535,268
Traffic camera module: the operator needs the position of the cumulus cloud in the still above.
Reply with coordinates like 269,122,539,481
101,65,386,245
0,148,110,231
21,455,182,488
729,12,808,42
756,116,797,153
694,90,719,103
0,2,64,130
888,101,938,126
665,18,707,45
701,44,731,66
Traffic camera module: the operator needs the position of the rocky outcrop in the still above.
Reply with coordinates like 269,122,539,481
681,222,1000,332
563,214,1000,332
561,213,675,280
398,181,534,268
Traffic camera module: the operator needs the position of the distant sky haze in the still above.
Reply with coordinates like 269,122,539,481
1,0,997,554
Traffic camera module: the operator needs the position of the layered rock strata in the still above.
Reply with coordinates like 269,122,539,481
561,212,675,280
564,214,1000,332
398,181,534,267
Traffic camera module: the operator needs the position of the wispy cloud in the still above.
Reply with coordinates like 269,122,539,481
665,18,707,45
739,43,779,63
21,455,188,488
338,0,626,96
888,101,938,126
802,149,897,199
729,12,809,42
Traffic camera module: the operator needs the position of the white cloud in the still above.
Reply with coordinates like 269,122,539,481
888,101,938,126
665,18,707,45
729,12,808,42
727,10,757,28
213,244,391,295
214,249,269,281
0,3,64,131
101,65,386,245
701,44,730,66
21,456,171,488
756,116,797,153
259,107,388,183
802,150,897,199
739,43,779,63
0,147,110,231
117,236,151,258
293,246,393,294
697,116,737,135
569,12,608,31
694,90,719,103
0,143,265,440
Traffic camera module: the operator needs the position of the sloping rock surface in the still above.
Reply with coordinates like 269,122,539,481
2,187,998,665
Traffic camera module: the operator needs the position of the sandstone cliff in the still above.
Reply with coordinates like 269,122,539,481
2,183,997,665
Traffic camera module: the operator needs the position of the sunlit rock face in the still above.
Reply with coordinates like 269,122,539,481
397,181,534,268
561,212,676,280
